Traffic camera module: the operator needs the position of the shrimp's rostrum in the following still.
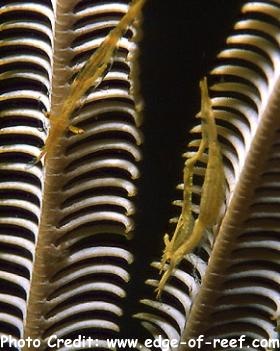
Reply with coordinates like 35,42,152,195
39,0,146,161
156,77,225,299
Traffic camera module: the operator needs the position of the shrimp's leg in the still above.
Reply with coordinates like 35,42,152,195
159,233,172,273
156,258,177,299
174,216,206,262
31,119,84,166
68,125,84,135
183,138,207,191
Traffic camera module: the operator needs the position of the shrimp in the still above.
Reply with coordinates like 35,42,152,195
38,0,146,161
156,77,225,299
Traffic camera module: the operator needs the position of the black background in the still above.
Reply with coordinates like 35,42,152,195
122,0,244,338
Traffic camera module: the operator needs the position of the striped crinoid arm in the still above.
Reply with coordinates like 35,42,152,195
24,2,145,348
0,0,53,344
135,1,280,349
182,1,280,347
0,0,145,349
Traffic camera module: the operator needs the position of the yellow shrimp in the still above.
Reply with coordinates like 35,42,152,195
38,0,146,161
156,77,225,299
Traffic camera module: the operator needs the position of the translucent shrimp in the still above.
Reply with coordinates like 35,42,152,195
156,77,225,299
38,0,146,161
